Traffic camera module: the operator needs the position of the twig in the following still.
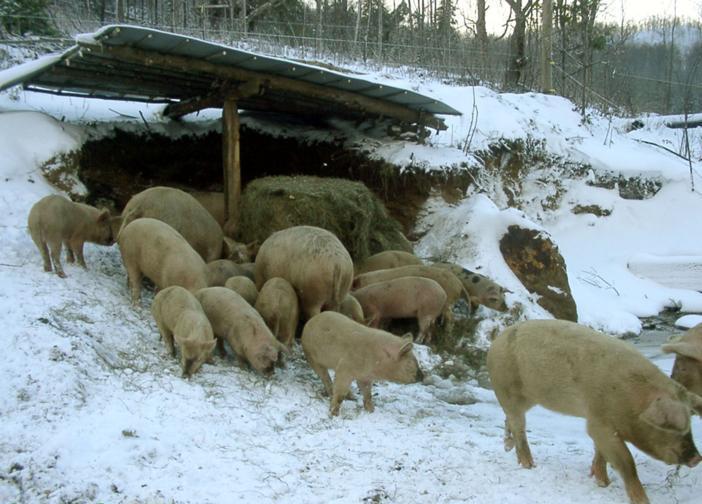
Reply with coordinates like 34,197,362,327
577,268,620,296
633,138,692,162
139,110,151,131
108,108,138,119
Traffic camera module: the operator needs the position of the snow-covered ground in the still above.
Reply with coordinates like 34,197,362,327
2,41,702,503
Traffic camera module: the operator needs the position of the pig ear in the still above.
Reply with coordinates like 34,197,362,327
640,395,690,433
686,392,702,417
398,335,413,357
204,339,217,355
277,340,291,354
246,241,260,256
222,237,235,258
662,341,702,362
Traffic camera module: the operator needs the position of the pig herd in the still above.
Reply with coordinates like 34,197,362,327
27,187,702,504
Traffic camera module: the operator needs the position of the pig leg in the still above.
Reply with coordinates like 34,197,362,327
64,241,75,263
306,358,334,397
47,239,66,278
589,449,611,487
30,231,52,272
69,239,86,268
125,263,143,305
417,314,436,344
330,370,354,416
586,420,648,504
358,380,374,413
504,408,534,468
156,319,175,357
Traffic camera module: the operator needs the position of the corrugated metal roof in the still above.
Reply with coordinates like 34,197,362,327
0,25,460,127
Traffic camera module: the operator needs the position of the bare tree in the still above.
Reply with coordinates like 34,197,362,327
504,0,536,89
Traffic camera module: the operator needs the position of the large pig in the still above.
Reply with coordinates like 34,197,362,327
301,311,423,416
255,277,300,348
120,186,224,262
353,264,468,327
354,250,423,275
151,286,216,378
433,262,509,312
662,323,702,397
488,319,702,504
118,218,208,305
28,194,117,278
351,276,447,344
255,226,353,320
195,287,287,375
224,276,258,306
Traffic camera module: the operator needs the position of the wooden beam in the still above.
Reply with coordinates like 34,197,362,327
163,94,223,119
80,43,447,130
222,97,241,234
163,79,263,119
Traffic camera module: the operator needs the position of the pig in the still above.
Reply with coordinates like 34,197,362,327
223,238,259,264
301,311,424,416
237,262,256,281
205,259,251,287
433,262,509,312
338,293,364,323
190,190,225,227
662,323,702,397
354,250,423,275
195,286,287,375
255,226,353,320
27,194,117,278
487,319,702,504
351,276,447,344
224,275,258,306
118,218,208,305
254,277,300,348
353,264,468,329
120,186,224,262
151,286,216,378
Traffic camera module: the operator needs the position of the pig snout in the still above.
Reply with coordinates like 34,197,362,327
677,433,701,467
686,453,702,468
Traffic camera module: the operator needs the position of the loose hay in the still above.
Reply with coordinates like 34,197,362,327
238,176,410,260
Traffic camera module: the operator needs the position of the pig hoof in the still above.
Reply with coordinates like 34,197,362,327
590,468,610,487
518,456,534,469
57,271,67,279
504,438,515,452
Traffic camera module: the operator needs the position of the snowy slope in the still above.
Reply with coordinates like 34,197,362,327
2,50,702,503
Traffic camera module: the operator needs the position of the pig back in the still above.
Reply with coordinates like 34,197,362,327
195,286,263,336
120,186,223,262
302,311,400,364
488,319,675,419
118,218,208,291
255,226,353,312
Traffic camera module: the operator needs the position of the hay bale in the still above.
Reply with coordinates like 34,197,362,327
238,176,410,261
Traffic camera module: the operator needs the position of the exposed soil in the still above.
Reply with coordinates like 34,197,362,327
78,125,475,236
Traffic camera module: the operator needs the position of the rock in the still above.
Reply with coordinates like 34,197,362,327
499,225,577,322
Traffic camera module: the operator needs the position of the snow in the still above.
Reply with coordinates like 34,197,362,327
2,43,702,504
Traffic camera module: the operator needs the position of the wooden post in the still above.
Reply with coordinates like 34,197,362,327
222,97,241,234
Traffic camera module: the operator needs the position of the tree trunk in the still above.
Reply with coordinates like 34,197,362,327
476,0,488,75
665,1,677,113
377,0,383,60
541,0,553,93
505,1,532,90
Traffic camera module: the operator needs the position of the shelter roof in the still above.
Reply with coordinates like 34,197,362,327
0,25,460,129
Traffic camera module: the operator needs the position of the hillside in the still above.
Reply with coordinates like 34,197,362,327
1,51,702,503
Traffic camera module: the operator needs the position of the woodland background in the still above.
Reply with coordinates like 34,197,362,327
1,0,701,116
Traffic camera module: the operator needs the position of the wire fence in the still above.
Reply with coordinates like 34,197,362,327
1,9,701,117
